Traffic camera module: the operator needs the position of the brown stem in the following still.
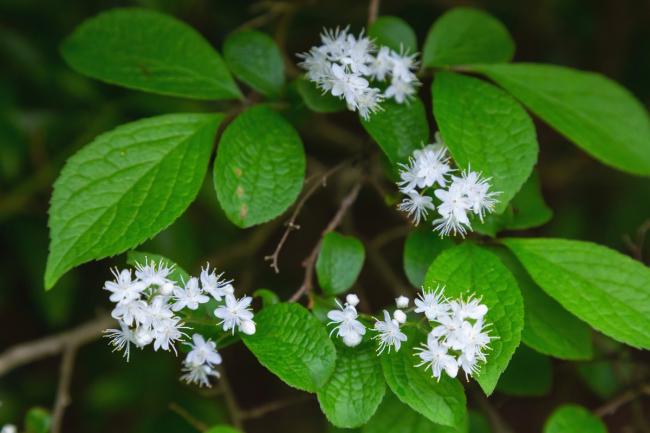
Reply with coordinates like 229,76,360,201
169,402,209,431
265,160,349,273
471,388,515,433
594,383,650,418
368,0,380,25
289,181,364,303
219,365,245,431
50,345,78,433
240,395,311,420
0,314,113,377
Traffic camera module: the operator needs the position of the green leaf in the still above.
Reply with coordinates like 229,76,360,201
491,247,593,360
205,426,242,433
61,8,241,100
422,8,514,67
316,232,366,295
543,405,608,433
317,341,386,428
25,407,51,433
403,229,454,288
223,30,284,97
433,71,538,213
503,237,650,349
424,243,524,395
577,361,625,399
126,250,190,285
368,16,418,53
253,288,280,307
474,171,553,236
294,77,346,113
361,98,429,164
363,392,466,433
242,303,336,392
45,113,223,289
470,63,650,176
214,106,306,228
468,411,492,433
495,345,552,397
380,327,467,428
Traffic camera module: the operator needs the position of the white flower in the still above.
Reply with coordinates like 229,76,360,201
452,296,488,321
370,46,393,81
132,327,154,348
389,49,419,82
433,184,472,237
214,294,255,334
430,306,465,340
111,299,148,326
414,145,451,189
397,160,420,193
103,323,134,362
346,293,360,307
144,296,174,328
414,286,449,321
185,334,222,367
152,317,185,354
385,76,417,103
181,362,219,388
395,295,409,309
354,86,384,120
447,320,492,364
200,265,234,301
135,259,174,287
1,425,17,433
452,170,499,221
373,310,407,354
327,299,365,347
415,332,459,380
104,268,143,304
172,277,210,311
397,190,435,225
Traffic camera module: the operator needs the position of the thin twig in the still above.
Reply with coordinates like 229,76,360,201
169,402,209,431
289,181,363,303
594,383,650,418
623,219,650,262
241,395,311,420
265,161,348,273
50,345,77,433
368,0,380,25
470,388,515,433
0,314,113,377
219,365,245,430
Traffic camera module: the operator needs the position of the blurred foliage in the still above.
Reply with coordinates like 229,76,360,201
1,0,649,432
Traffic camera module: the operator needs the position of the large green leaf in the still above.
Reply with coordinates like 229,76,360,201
363,392,466,433
213,106,305,228
61,8,241,100
45,113,222,289
205,426,242,433
361,98,429,164
316,232,366,295
317,342,386,428
495,345,552,397
368,16,418,53
543,405,608,433
433,72,538,213
403,229,454,288
503,237,650,349
422,8,514,67
223,30,284,97
242,303,336,392
424,243,524,395
471,63,650,176
25,407,51,433
380,327,467,428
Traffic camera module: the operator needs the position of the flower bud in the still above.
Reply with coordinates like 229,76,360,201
159,282,175,296
395,295,409,308
240,320,256,335
393,309,407,324
345,293,360,307
342,332,362,347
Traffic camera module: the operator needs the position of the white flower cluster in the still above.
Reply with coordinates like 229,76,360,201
1,425,16,433
414,286,493,380
397,133,499,237
327,293,408,353
102,259,256,387
298,27,420,119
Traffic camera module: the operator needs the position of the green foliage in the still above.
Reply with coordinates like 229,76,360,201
361,98,429,164
126,250,190,285
242,303,336,392
317,341,386,428
492,247,593,360
433,72,538,213
423,7,514,67
543,405,608,433
368,16,418,53
25,407,51,433
503,238,650,349
363,392,465,433
403,229,453,287
223,30,285,97
45,113,223,288
253,288,280,307
471,63,650,176
205,426,242,433
213,106,306,228
424,243,524,395
380,327,467,429
294,77,346,113
61,8,241,100
316,232,366,295
495,345,552,396
577,361,624,399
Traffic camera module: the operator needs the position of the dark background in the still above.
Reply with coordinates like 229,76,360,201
1,0,649,432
